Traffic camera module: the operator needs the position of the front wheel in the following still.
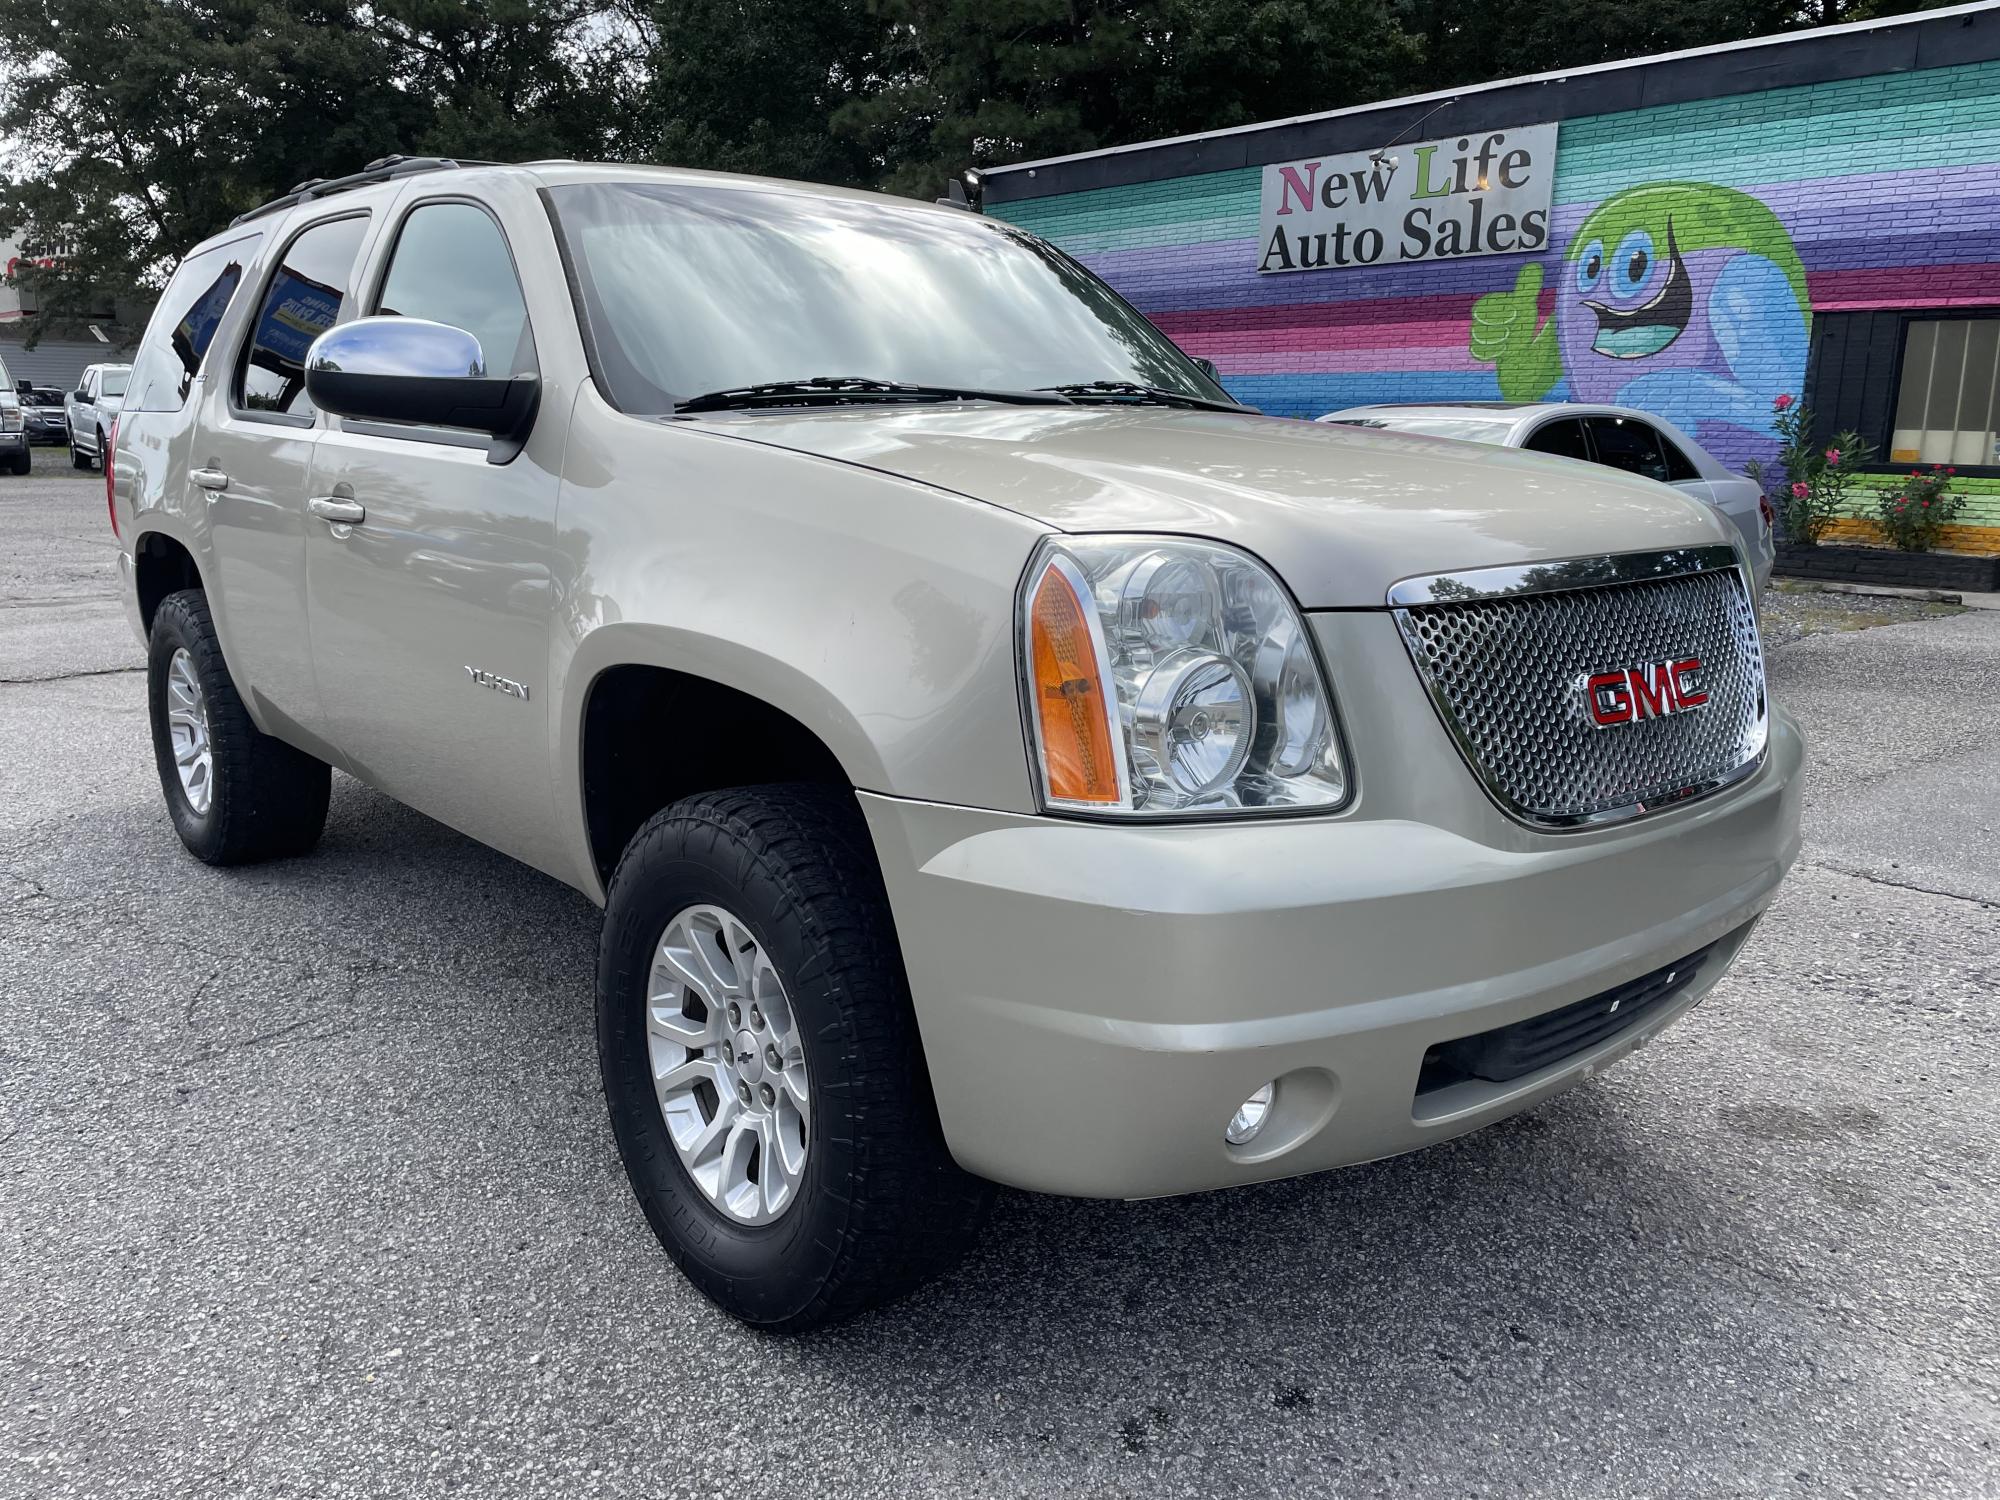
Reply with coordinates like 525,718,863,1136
597,785,989,1331
69,436,90,470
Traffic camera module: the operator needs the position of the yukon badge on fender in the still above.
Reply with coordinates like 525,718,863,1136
464,665,530,701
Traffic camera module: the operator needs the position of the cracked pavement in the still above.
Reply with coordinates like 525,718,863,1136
3,465,1997,1498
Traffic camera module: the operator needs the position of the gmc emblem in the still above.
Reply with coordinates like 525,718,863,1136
1584,657,1708,728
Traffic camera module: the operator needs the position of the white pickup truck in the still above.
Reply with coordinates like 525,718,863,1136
65,362,128,470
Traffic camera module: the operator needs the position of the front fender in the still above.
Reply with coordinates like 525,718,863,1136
555,617,893,807
548,390,1056,899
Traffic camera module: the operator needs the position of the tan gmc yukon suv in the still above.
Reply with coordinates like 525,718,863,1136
113,155,1804,1330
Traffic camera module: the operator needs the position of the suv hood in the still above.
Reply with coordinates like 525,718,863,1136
704,405,1735,608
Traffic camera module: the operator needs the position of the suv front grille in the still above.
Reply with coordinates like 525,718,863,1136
1391,550,1766,828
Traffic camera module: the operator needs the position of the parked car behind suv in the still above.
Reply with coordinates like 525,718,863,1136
1320,401,1776,589
65,362,128,470
112,157,1803,1331
0,358,26,475
17,384,70,445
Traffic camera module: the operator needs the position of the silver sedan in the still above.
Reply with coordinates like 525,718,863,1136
1319,401,1776,589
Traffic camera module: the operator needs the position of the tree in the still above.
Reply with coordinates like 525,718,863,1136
1401,0,1792,86
834,0,1423,200
0,0,634,341
635,0,894,186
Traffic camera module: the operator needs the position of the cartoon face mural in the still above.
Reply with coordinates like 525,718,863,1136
1470,183,1810,472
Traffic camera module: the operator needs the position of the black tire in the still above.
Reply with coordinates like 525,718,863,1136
598,784,989,1331
147,589,331,865
69,438,89,470
5,451,24,475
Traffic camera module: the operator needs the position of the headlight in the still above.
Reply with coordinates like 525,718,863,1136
1020,536,1349,817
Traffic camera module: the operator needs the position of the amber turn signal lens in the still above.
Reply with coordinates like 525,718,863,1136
1028,558,1122,806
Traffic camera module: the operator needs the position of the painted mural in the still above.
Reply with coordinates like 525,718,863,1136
990,54,2000,521
1469,182,1810,470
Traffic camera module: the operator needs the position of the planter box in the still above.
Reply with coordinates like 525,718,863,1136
1773,541,2000,593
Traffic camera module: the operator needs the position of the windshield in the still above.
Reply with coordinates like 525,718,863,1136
1331,416,1512,443
549,181,1230,414
100,368,129,397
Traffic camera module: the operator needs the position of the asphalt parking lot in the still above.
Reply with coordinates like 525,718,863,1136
3,458,1997,1499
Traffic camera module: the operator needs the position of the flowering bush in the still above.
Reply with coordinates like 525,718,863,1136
1876,465,1966,552
1745,395,1876,546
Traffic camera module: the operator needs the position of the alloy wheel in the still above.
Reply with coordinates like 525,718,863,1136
646,903,812,1225
165,647,214,815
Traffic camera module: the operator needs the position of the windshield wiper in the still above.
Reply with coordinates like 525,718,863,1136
1034,380,1247,413
672,376,1075,415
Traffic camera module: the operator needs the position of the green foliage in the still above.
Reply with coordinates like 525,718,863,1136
1876,465,1966,552
637,0,892,185
835,0,1424,200
0,0,636,337
1397,0,1795,88
1748,395,1875,546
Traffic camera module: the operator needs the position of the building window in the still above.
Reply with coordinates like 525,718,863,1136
1891,317,2000,468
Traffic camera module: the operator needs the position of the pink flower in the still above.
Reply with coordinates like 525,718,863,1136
1824,447,1841,466
1947,467,1957,475
1791,481,1809,499
1922,500,1930,508
1773,394,1795,411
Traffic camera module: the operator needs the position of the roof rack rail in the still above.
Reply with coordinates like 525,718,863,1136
230,155,499,227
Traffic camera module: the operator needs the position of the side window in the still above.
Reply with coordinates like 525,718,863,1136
236,215,371,420
1522,418,1590,460
373,202,535,377
126,232,261,413
1656,432,1701,482
1584,416,1671,483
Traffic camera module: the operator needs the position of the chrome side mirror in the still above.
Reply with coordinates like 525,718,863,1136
304,316,538,460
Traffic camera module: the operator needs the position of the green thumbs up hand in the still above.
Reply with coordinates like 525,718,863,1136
1470,264,1562,402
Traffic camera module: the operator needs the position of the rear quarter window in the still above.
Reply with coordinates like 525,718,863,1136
127,230,265,413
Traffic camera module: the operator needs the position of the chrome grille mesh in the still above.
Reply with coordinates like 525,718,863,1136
1394,565,1766,827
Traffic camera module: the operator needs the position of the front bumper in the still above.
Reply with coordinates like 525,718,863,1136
862,654,1804,1198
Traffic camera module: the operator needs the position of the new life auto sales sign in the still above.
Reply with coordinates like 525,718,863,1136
1258,123,1558,273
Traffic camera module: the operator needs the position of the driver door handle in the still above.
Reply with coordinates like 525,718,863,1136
309,495,366,525
190,467,229,492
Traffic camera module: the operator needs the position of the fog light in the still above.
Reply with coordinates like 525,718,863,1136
1225,1083,1275,1145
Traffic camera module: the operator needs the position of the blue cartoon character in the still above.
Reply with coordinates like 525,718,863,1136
1469,182,1809,471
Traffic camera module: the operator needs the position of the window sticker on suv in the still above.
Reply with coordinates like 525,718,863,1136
238,215,370,420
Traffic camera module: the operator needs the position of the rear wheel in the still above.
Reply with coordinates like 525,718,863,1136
597,784,989,1331
147,589,331,864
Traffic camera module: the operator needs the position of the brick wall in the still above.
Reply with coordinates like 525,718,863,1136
994,57,2000,544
